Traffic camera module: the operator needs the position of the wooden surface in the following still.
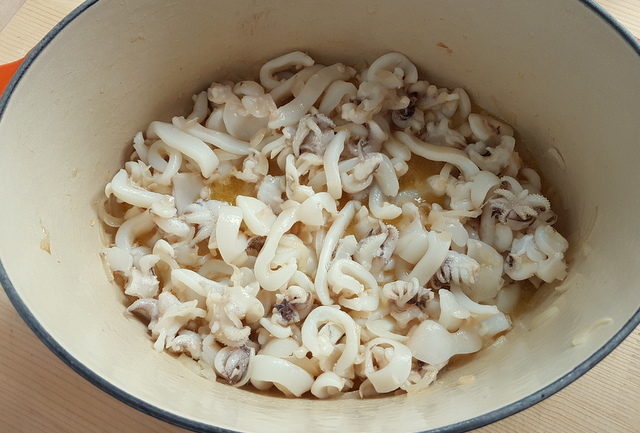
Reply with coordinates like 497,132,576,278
0,1,638,432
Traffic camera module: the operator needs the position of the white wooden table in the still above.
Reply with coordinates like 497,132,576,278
1,1,638,432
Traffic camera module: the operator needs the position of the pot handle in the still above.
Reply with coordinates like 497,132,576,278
0,57,25,95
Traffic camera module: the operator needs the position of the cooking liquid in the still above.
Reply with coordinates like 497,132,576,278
210,175,255,204
209,153,446,215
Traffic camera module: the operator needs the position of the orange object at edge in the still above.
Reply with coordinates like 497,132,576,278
0,57,24,96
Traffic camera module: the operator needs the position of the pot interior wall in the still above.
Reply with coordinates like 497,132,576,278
0,1,638,432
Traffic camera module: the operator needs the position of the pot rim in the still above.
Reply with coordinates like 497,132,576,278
0,1,638,432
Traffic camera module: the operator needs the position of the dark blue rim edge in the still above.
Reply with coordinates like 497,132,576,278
0,0,638,432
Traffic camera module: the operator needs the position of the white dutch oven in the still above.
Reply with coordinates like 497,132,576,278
0,1,638,432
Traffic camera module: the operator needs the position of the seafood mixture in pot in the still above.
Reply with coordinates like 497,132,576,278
101,52,568,398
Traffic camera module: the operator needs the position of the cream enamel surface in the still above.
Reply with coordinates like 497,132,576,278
0,1,639,432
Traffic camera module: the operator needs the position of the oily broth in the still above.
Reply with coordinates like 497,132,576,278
398,156,447,207
208,147,448,211
209,175,255,204
203,151,449,246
